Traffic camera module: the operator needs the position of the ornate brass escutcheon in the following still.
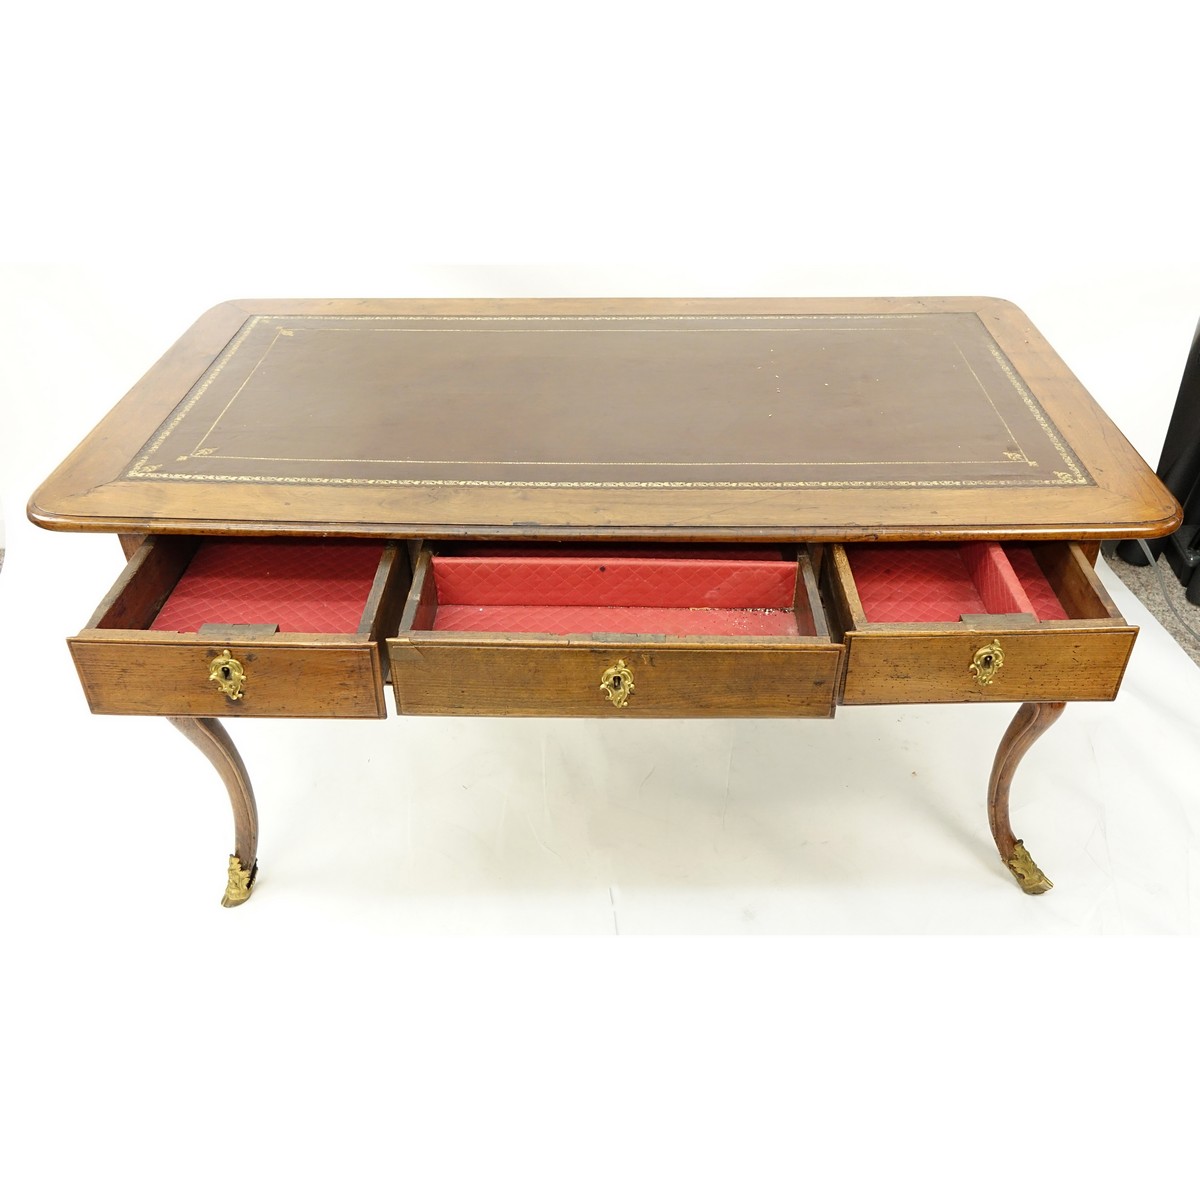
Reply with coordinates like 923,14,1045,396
599,659,635,709
208,649,246,701
969,640,1004,687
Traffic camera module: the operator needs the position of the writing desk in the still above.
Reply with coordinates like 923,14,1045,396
29,298,1180,906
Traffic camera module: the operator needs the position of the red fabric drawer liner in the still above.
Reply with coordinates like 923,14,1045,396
428,555,800,636
433,604,799,636
848,543,1066,624
959,542,1030,615
1005,546,1070,620
150,539,385,634
440,543,785,560
433,556,797,608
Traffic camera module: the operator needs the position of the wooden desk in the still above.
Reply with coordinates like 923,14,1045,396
29,298,1181,906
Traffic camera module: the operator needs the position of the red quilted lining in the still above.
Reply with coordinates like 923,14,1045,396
959,543,1031,614
848,543,1065,624
434,605,799,635
434,557,796,608
1005,546,1070,620
428,555,800,636
439,543,785,560
150,539,386,634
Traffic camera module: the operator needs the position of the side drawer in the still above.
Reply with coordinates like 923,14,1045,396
388,543,842,717
825,541,1137,704
69,536,410,718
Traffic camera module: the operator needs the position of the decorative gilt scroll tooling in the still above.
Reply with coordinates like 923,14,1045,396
969,640,1004,687
208,650,246,701
221,855,256,907
599,659,635,709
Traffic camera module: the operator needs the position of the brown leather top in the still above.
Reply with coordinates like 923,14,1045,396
29,297,1181,541
125,311,1086,489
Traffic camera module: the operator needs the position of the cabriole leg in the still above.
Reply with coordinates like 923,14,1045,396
987,701,1065,894
167,717,259,907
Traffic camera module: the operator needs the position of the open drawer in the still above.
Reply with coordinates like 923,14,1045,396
388,544,843,717
69,536,410,717
824,541,1137,704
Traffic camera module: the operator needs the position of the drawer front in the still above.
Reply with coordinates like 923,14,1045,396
69,637,386,718
389,639,843,717
841,627,1137,705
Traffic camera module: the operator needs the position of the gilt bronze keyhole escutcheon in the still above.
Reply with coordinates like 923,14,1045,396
209,650,246,701
600,659,635,708
969,640,1004,687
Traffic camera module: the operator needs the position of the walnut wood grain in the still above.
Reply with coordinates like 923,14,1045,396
91,536,196,629
793,549,825,638
1027,542,1122,619
361,541,413,643
390,638,842,717
988,702,1066,893
70,634,387,717
841,627,1135,704
399,546,440,633
31,298,1169,903
390,546,838,717
71,535,406,718
167,716,259,907
29,297,1181,542
827,539,1138,704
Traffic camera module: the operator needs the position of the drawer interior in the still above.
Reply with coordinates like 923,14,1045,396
835,541,1119,628
92,537,400,638
402,543,828,639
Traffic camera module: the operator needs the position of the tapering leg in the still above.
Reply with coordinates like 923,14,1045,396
167,717,259,907
987,701,1065,894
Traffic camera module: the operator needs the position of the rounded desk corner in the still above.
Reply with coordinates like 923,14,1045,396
26,484,115,534
1100,491,1186,543
1147,496,1187,540
26,492,72,532
200,297,258,323
971,296,1030,323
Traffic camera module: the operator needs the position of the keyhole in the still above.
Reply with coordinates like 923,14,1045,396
981,655,992,668
612,675,623,689
222,665,232,680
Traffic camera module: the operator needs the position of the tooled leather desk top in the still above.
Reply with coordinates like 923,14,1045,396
29,297,1180,543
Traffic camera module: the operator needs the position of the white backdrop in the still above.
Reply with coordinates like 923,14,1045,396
2,3,1199,1196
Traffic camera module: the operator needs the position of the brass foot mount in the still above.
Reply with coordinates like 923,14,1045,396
1005,841,1053,895
221,855,258,907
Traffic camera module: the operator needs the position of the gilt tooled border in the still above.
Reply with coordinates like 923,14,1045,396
124,313,1090,489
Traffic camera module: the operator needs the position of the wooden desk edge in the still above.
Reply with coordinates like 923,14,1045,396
27,296,1182,543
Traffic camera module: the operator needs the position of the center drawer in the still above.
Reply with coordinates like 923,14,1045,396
69,536,410,718
824,541,1137,704
387,544,843,717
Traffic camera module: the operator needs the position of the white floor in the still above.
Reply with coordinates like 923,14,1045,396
4,516,1198,937
4,512,1199,1195
4,274,1199,1196
6,9,1200,1182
